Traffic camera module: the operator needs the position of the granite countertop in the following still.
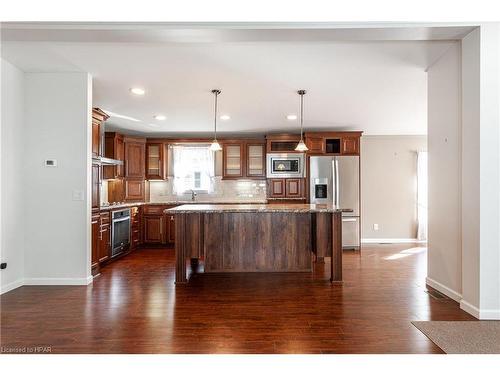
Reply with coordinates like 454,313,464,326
99,200,268,211
166,204,351,214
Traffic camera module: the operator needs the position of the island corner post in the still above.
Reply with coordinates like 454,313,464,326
168,205,345,284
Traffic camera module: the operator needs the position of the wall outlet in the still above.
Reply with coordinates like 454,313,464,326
44,159,57,167
373,223,379,231
0,262,6,270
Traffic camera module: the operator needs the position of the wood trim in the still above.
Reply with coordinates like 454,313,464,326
331,211,343,283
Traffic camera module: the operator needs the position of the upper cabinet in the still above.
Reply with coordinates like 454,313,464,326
246,142,266,178
103,132,124,179
146,142,167,180
124,137,146,178
223,142,244,178
222,140,266,179
91,108,109,158
266,134,301,153
304,132,363,156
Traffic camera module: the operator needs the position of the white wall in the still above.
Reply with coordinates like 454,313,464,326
0,58,25,293
426,42,463,301
461,29,481,312
361,135,427,241
23,72,92,285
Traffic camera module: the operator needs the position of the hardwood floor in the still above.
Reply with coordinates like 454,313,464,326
0,244,475,354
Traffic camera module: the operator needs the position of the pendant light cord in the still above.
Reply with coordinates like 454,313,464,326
298,89,306,141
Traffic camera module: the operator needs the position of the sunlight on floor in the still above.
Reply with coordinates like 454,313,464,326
384,247,427,260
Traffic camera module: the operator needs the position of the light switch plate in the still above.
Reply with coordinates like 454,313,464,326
72,190,84,201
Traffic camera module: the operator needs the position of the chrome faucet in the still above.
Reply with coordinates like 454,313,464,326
190,189,197,201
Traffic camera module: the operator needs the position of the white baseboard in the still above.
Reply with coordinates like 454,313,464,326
425,277,462,302
24,276,93,286
362,238,427,244
460,299,500,320
460,299,480,318
0,278,24,295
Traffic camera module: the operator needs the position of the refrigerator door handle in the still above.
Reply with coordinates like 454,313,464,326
334,158,340,207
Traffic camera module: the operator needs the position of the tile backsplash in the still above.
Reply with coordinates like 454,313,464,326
149,177,267,203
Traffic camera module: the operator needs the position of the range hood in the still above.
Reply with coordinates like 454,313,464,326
93,108,123,166
92,156,124,166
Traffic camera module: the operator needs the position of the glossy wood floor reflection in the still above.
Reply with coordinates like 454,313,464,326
1,245,475,354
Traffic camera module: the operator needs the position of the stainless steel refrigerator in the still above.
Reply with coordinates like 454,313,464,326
309,156,360,250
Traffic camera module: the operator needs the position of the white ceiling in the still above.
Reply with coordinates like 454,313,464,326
2,23,471,136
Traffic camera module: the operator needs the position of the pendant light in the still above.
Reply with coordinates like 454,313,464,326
295,89,309,152
209,89,223,151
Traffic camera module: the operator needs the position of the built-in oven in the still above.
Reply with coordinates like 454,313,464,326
111,209,130,257
266,153,305,178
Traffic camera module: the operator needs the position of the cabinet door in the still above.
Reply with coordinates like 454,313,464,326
146,143,165,180
341,137,359,155
98,223,110,263
305,137,325,154
91,164,100,210
286,178,304,198
125,141,145,178
166,214,175,243
124,179,145,201
223,143,244,178
91,120,100,158
268,179,286,198
246,143,266,178
143,216,164,244
91,214,100,274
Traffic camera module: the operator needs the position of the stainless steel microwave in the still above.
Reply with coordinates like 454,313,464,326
266,154,305,178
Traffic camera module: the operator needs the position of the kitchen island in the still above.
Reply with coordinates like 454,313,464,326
166,204,347,284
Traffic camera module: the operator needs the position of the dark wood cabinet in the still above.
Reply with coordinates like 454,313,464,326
91,213,100,275
246,142,266,178
98,212,111,263
146,142,166,180
91,108,109,158
103,132,124,179
304,132,362,156
144,216,164,244
124,137,146,178
268,178,305,199
342,136,360,155
124,179,145,201
266,134,301,153
305,137,326,154
130,206,142,250
222,142,244,179
222,140,266,179
268,179,286,198
166,214,176,243
286,178,303,198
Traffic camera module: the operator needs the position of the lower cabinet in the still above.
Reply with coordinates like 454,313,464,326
268,178,305,199
98,211,111,263
166,214,176,243
130,206,142,250
91,212,100,275
144,215,165,244
142,205,176,245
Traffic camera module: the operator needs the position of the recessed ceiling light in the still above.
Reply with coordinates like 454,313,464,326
220,115,230,120
129,87,145,96
154,115,166,121
286,114,297,120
